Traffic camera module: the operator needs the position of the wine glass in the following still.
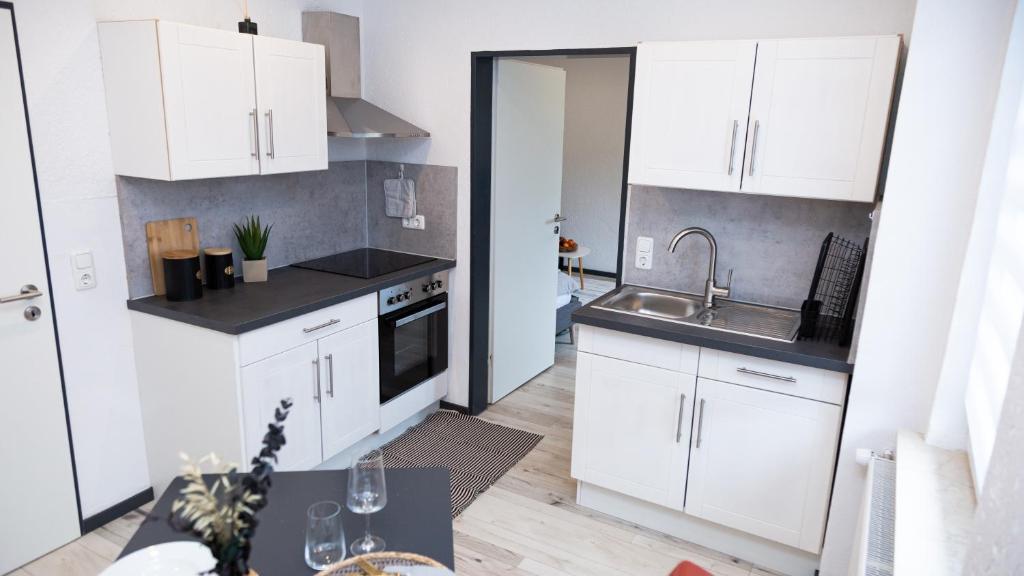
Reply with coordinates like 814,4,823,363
347,450,387,555
304,501,346,569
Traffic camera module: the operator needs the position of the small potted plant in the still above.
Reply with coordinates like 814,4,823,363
169,399,292,576
233,215,272,283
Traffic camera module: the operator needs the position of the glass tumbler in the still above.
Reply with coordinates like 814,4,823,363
305,500,346,570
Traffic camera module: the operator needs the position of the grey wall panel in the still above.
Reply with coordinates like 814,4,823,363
622,186,873,309
365,160,458,259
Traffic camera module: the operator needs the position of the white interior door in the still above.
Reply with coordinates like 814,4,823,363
318,320,380,458
741,36,900,201
628,41,756,191
0,7,81,572
685,378,841,553
490,59,566,402
253,35,327,175
157,21,260,180
241,342,323,471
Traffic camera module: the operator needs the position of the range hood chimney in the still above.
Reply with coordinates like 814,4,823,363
302,12,429,138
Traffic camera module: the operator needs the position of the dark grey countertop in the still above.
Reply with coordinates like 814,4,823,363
573,299,855,373
127,258,456,334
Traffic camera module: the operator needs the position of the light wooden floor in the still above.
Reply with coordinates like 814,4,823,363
15,343,773,576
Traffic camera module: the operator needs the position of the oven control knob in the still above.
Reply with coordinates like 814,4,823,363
387,296,396,305
422,284,430,293
435,279,443,289
403,291,411,300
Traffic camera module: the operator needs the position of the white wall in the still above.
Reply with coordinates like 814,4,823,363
928,0,1024,452
521,54,631,274
9,0,360,520
821,0,1019,573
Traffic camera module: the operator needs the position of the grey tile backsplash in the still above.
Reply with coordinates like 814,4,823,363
622,186,873,309
117,161,456,298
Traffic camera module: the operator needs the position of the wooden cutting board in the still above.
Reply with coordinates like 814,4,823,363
146,217,199,295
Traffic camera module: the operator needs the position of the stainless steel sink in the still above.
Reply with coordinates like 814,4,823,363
592,285,800,342
595,287,703,321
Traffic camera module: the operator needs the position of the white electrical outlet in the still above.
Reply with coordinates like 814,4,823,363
402,214,426,230
71,250,97,290
635,236,654,270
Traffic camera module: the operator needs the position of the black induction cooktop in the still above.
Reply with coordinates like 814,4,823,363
291,248,436,279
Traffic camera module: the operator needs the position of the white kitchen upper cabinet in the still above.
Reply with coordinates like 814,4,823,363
97,20,327,180
571,352,695,510
685,378,842,553
241,342,323,472
317,319,381,457
253,35,328,174
741,36,901,201
157,22,261,180
628,41,756,192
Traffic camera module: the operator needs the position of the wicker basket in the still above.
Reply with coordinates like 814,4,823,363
314,552,448,575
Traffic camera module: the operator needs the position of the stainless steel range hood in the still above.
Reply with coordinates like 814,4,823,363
302,12,429,139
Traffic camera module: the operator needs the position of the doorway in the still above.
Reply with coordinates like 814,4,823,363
469,48,636,414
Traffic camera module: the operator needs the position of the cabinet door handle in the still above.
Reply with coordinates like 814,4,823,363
303,318,340,333
265,109,276,158
695,398,706,448
312,358,322,403
675,392,687,443
748,119,760,176
249,108,259,157
727,120,739,175
737,367,796,383
325,353,335,398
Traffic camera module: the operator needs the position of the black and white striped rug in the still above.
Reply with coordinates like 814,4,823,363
376,409,543,517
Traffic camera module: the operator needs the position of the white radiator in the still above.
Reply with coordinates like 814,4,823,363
849,451,896,576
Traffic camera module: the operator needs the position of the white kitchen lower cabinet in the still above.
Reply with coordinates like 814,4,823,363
131,294,380,495
318,320,381,457
241,342,323,471
685,378,841,553
571,352,695,510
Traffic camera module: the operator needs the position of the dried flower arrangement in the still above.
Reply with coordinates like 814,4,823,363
169,399,292,576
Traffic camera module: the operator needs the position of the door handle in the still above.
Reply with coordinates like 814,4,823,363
727,120,738,175
265,109,276,159
551,213,568,223
325,353,335,398
249,108,259,157
675,392,687,443
312,358,322,403
1,284,42,304
695,398,706,448
748,120,760,176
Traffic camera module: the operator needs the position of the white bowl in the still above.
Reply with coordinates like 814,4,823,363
101,541,216,576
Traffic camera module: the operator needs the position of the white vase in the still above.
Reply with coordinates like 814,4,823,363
242,258,268,283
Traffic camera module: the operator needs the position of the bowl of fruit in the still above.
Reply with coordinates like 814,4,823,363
559,236,578,253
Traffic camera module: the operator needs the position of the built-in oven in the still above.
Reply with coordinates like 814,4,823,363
378,271,449,404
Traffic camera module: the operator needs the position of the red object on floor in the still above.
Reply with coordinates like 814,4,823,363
670,561,712,576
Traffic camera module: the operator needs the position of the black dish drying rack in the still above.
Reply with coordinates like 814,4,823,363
799,233,868,346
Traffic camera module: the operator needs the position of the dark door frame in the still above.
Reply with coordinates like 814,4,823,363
468,47,637,415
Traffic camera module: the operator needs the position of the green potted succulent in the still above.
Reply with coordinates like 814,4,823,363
233,215,272,283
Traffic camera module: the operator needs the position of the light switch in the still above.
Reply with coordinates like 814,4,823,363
635,236,653,270
71,250,97,291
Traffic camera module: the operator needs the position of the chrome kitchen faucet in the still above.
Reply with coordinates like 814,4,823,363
668,227,732,309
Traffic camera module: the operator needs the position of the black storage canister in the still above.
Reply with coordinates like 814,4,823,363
204,247,235,290
162,250,202,301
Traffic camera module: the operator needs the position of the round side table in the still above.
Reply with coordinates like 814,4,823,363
559,246,591,290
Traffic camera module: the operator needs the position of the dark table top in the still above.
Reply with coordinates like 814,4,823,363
573,297,855,373
126,259,456,335
120,468,455,573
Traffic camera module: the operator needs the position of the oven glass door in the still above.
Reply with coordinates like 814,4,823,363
379,292,448,403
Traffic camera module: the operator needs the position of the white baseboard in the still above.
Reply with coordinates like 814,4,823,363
576,481,820,576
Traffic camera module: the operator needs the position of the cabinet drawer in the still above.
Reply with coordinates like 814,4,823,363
697,348,847,405
577,325,698,373
239,294,376,365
